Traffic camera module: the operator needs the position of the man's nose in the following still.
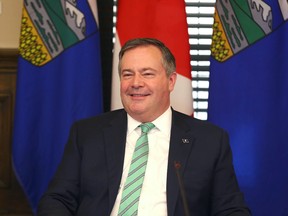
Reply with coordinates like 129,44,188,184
131,73,144,87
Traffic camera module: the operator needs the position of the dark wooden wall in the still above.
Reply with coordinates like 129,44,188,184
0,0,114,214
0,49,33,215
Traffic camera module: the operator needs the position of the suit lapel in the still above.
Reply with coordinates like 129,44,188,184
102,110,128,212
167,111,196,216
102,109,196,215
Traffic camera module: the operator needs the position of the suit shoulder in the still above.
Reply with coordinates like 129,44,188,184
73,109,126,128
173,110,227,134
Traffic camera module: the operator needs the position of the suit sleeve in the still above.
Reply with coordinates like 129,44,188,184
37,123,81,216
211,130,251,216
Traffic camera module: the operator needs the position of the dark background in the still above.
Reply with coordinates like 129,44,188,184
98,0,114,112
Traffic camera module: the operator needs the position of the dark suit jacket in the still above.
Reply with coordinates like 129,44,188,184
37,109,251,216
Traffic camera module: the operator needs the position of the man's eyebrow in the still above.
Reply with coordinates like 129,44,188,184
121,68,134,73
121,67,156,73
139,67,156,72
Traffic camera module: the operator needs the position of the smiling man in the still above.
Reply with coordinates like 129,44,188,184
119,41,176,123
38,38,251,216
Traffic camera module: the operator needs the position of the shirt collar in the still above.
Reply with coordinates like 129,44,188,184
127,107,172,137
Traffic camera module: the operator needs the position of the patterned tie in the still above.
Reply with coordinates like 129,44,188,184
118,122,155,216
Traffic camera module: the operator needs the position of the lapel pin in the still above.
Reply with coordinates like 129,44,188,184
182,138,189,144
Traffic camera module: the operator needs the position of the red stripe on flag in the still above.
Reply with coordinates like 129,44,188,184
116,0,191,79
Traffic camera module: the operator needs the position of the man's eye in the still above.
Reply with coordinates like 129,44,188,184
143,72,154,77
122,73,132,77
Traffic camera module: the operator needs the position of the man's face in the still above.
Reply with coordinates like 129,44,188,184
120,45,177,122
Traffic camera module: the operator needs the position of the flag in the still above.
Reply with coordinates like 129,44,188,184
208,0,288,215
111,0,193,115
12,0,102,212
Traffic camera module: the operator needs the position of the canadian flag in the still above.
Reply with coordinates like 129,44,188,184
111,0,193,115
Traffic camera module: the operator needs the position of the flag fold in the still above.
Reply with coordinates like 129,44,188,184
208,1,288,215
12,0,103,212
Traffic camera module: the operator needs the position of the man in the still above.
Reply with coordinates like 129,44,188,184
38,38,251,215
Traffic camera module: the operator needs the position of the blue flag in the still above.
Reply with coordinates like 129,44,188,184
208,0,288,215
12,0,102,212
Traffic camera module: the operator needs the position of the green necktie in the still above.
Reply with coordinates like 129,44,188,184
118,122,155,216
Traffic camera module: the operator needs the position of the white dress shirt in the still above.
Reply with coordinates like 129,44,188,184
110,108,172,216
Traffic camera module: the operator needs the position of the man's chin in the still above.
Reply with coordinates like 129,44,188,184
125,105,147,117
129,107,146,115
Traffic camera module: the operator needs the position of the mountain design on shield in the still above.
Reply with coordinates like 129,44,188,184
19,0,86,66
211,0,288,62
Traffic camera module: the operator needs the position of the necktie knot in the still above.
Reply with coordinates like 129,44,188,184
140,122,155,134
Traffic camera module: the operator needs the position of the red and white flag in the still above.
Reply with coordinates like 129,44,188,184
111,0,193,115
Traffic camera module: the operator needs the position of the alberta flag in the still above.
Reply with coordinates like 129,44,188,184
208,0,288,215
111,0,193,116
12,0,102,212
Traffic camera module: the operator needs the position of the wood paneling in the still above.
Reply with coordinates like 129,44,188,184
0,92,12,188
0,49,32,215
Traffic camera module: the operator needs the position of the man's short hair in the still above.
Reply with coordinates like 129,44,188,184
118,38,176,76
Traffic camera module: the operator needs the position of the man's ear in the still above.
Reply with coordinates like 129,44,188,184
169,71,177,92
